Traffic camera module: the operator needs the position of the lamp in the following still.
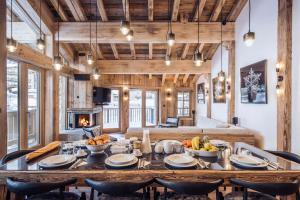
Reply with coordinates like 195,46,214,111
126,29,134,41
123,86,129,101
166,88,172,101
53,0,62,70
218,10,226,82
92,68,100,80
243,0,255,47
7,0,17,53
166,0,175,46
276,62,284,94
120,20,130,35
165,54,171,66
36,0,45,50
166,32,175,47
87,53,94,65
193,0,204,66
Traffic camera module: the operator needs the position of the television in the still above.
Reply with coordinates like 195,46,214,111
93,87,111,105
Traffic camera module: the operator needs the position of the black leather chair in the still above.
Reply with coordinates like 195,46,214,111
265,150,300,164
159,117,179,128
85,179,153,200
225,178,300,200
1,149,35,165
6,177,81,200
155,178,224,200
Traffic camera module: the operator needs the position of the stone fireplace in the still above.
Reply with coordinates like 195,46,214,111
67,107,102,129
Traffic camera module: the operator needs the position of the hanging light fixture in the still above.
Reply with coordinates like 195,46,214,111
193,0,204,67
166,0,175,47
243,0,255,47
165,54,171,66
93,1,100,80
218,10,225,82
120,0,130,35
126,29,134,41
36,0,45,50
7,0,18,53
53,0,63,70
92,68,100,80
87,0,94,65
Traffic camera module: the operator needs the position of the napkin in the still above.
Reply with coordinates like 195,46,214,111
25,141,61,162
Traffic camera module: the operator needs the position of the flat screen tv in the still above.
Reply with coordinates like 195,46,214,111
93,87,111,105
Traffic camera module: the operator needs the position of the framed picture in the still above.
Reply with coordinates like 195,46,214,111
240,60,267,104
213,77,226,103
197,83,205,104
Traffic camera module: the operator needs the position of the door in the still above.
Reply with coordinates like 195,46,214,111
145,91,158,127
129,89,143,128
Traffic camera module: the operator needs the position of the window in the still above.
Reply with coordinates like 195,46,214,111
129,89,142,128
177,91,190,117
145,91,158,126
59,76,68,131
103,89,120,129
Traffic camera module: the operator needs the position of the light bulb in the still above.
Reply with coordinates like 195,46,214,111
7,38,17,53
87,54,94,65
92,68,100,80
120,20,130,35
193,52,203,67
243,31,255,47
37,38,45,50
53,55,63,71
218,71,225,82
165,55,171,66
166,32,175,47
126,30,134,41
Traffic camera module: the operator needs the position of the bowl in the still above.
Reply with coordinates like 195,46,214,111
185,148,219,157
86,143,110,153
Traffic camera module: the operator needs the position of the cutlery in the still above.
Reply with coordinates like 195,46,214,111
263,158,282,170
198,159,209,169
69,159,82,169
137,159,141,169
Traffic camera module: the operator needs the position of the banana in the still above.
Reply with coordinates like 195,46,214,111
191,136,200,150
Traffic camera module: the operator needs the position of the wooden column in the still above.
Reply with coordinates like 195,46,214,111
277,0,292,151
45,70,54,144
20,63,29,149
206,73,212,118
53,71,60,141
0,0,7,158
227,41,236,124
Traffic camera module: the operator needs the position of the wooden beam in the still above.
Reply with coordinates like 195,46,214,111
209,0,226,22
122,0,130,21
0,0,7,158
97,0,108,21
111,44,119,59
183,74,189,84
129,43,136,59
162,74,166,86
149,43,153,59
7,22,37,43
198,43,205,53
49,0,69,21
181,44,190,59
56,22,235,44
91,43,104,59
227,42,235,124
192,74,200,83
149,74,152,80
172,0,181,21
174,74,179,84
64,0,87,21
98,60,211,74
193,0,207,21
148,0,154,21
277,0,292,152
226,0,247,22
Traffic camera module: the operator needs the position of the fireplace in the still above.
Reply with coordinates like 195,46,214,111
75,114,96,128
66,107,102,129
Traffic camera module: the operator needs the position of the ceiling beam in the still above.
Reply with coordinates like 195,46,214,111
7,22,37,42
174,74,179,84
162,74,166,86
97,0,108,21
129,43,136,59
98,60,211,74
181,43,190,59
209,0,226,22
64,0,87,21
148,0,154,21
122,0,130,21
149,43,153,59
49,0,69,21
183,74,189,84
111,44,119,59
192,74,200,83
56,22,235,44
193,0,207,21
172,0,181,21
91,43,104,59
226,0,247,21
149,74,152,80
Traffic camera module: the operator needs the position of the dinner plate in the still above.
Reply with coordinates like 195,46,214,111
39,155,76,168
105,157,138,167
230,155,268,168
164,157,198,168
230,154,265,165
108,154,136,165
165,154,194,165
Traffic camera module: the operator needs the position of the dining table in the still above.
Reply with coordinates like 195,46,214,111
0,142,300,199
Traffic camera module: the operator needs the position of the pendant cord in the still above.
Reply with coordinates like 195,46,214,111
125,0,127,20
220,7,223,72
10,0,13,38
248,0,251,32
197,0,200,51
39,0,42,39
57,0,60,56
89,0,92,53
95,0,98,62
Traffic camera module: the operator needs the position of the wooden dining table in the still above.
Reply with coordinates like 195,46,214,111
0,142,300,199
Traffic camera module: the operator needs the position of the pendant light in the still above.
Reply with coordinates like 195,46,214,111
7,0,18,53
193,0,204,67
218,10,225,82
53,0,63,70
165,54,171,66
36,0,45,50
126,29,134,41
87,0,94,65
120,0,130,35
166,0,175,47
243,0,255,47
92,1,100,80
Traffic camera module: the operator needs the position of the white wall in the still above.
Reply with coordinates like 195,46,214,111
195,75,208,121
235,0,278,150
292,0,300,155
211,45,229,122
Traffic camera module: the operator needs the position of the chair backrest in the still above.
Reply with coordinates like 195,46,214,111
6,177,77,196
230,178,299,196
155,178,224,195
1,150,35,165
265,150,300,164
166,117,179,126
85,179,153,196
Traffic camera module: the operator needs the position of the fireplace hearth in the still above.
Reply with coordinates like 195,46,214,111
67,107,102,129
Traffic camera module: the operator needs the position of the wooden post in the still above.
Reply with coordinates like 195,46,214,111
277,0,292,151
53,71,60,141
227,41,235,124
207,73,212,118
0,0,7,158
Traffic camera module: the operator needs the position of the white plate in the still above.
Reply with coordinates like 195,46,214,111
108,154,136,165
105,157,138,167
39,155,76,168
164,157,197,168
165,154,195,165
230,154,265,165
230,155,268,168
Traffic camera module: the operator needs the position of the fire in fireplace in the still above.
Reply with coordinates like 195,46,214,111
75,114,96,128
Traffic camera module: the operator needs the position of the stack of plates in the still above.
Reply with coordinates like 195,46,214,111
164,154,197,168
105,154,138,167
38,155,76,168
230,154,268,168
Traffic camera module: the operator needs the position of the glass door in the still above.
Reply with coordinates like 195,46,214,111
7,60,20,153
145,91,158,126
27,69,41,147
129,89,142,128
103,89,120,130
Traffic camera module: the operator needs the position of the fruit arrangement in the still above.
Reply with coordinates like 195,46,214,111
86,134,110,146
182,136,219,152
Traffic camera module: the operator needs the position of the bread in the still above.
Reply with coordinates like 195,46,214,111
25,141,61,162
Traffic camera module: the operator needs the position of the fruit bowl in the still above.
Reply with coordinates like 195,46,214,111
182,136,219,157
185,147,219,157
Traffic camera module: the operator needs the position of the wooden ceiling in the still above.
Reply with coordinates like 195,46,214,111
45,0,247,61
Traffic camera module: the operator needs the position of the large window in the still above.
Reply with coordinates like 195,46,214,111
103,89,120,129
177,91,190,117
129,89,143,128
145,91,158,126
59,76,68,131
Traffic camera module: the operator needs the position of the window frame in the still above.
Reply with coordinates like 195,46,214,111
177,91,191,117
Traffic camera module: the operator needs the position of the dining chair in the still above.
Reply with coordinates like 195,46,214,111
84,179,154,200
155,178,224,200
6,177,82,200
265,150,300,164
1,149,35,165
225,178,300,200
